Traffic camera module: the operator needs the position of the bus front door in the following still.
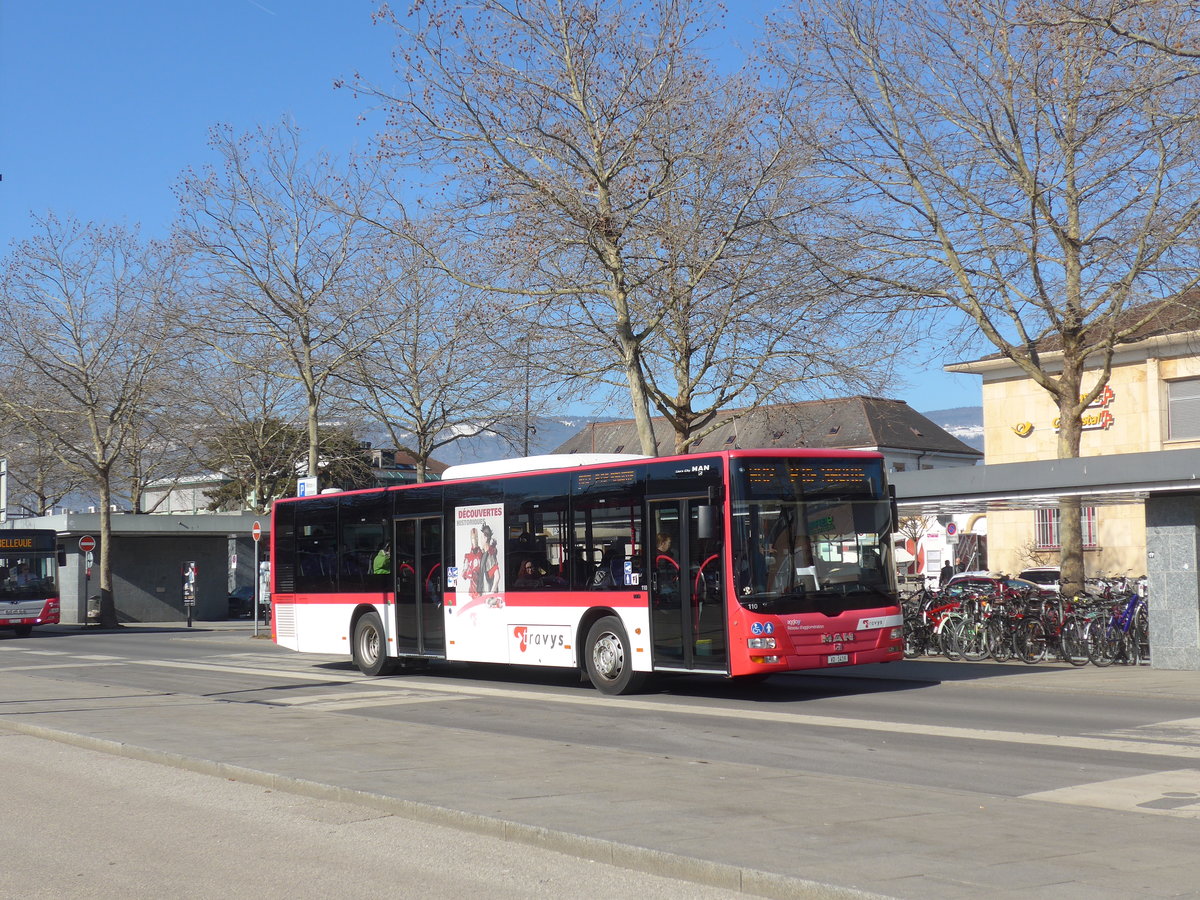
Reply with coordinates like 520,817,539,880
393,516,445,657
648,498,728,671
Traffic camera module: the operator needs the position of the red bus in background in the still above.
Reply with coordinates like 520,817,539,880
0,529,61,637
270,450,903,694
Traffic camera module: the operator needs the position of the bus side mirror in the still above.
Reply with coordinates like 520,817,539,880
697,505,715,540
58,550,67,567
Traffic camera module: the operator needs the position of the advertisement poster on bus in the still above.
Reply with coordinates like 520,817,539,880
453,504,505,612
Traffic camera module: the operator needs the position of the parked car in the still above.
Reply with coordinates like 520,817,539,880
1017,566,1061,592
945,571,1053,597
227,585,255,618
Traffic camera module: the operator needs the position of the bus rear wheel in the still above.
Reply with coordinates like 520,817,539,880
584,616,645,695
13,625,32,638
352,611,394,676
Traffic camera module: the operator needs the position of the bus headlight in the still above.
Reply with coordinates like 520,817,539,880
890,627,902,640
747,637,776,649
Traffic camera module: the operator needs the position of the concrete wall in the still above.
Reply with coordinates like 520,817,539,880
1145,494,1200,670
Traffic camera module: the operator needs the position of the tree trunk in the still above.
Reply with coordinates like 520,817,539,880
97,473,119,628
1056,377,1087,596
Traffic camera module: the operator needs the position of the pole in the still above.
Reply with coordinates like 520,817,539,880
253,536,260,638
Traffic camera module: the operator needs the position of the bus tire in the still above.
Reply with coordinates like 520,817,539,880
13,625,32,638
352,611,394,676
584,616,645,695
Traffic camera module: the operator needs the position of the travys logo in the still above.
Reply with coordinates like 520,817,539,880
513,625,566,653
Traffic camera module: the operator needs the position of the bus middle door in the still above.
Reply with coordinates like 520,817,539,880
393,516,445,657
648,497,728,671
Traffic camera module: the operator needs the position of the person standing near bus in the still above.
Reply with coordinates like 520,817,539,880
940,560,954,587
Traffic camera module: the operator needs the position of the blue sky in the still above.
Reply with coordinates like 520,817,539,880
0,0,982,414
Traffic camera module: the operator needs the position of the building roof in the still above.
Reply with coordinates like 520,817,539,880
552,396,982,459
892,448,1200,513
949,293,1200,371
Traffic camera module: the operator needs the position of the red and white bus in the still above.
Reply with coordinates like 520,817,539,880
0,529,62,637
270,450,904,693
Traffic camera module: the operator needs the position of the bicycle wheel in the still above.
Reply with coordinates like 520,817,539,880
1059,618,1091,667
1015,618,1047,664
1088,619,1119,667
903,617,925,659
986,616,1013,662
1134,604,1150,664
956,618,990,662
937,614,964,660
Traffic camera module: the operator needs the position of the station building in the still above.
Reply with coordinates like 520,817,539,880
948,297,1200,578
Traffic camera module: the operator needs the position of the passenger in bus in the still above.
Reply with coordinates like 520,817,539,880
371,543,391,575
513,559,543,589
590,540,626,589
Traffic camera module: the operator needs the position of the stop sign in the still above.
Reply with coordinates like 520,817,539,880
79,535,96,553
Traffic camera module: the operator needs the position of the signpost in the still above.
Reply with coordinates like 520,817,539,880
252,521,263,636
79,535,97,618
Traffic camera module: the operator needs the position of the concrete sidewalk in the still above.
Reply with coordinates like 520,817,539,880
5,634,1200,898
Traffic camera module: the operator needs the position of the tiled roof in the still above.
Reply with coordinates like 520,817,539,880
553,396,981,458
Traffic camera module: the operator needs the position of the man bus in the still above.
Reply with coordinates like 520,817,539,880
270,450,904,693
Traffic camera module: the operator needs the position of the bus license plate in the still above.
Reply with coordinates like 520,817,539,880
827,653,849,665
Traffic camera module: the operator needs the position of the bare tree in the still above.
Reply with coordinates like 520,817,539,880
0,215,179,626
778,0,1200,591
1041,0,1200,58
176,347,309,512
0,409,92,516
327,238,528,481
174,120,404,487
355,0,899,455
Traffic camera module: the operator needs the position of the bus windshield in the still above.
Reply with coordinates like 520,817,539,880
1,553,57,600
730,457,894,615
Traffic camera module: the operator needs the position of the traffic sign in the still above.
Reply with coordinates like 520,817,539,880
79,535,96,553
252,521,262,543
945,522,958,537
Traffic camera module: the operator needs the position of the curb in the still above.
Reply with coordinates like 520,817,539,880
2,719,889,900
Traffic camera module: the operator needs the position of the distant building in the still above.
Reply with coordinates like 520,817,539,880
554,396,982,472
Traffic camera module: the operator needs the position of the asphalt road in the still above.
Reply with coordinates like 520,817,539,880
3,623,1200,898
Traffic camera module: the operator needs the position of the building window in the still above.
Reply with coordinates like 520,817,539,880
1034,507,1098,550
1168,378,1200,440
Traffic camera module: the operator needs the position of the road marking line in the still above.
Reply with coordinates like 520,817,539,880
127,658,1200,760
0,663,121,672
1024,769,1200,818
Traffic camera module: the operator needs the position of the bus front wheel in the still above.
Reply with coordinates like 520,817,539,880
584,616,645,695
352,611,394,676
